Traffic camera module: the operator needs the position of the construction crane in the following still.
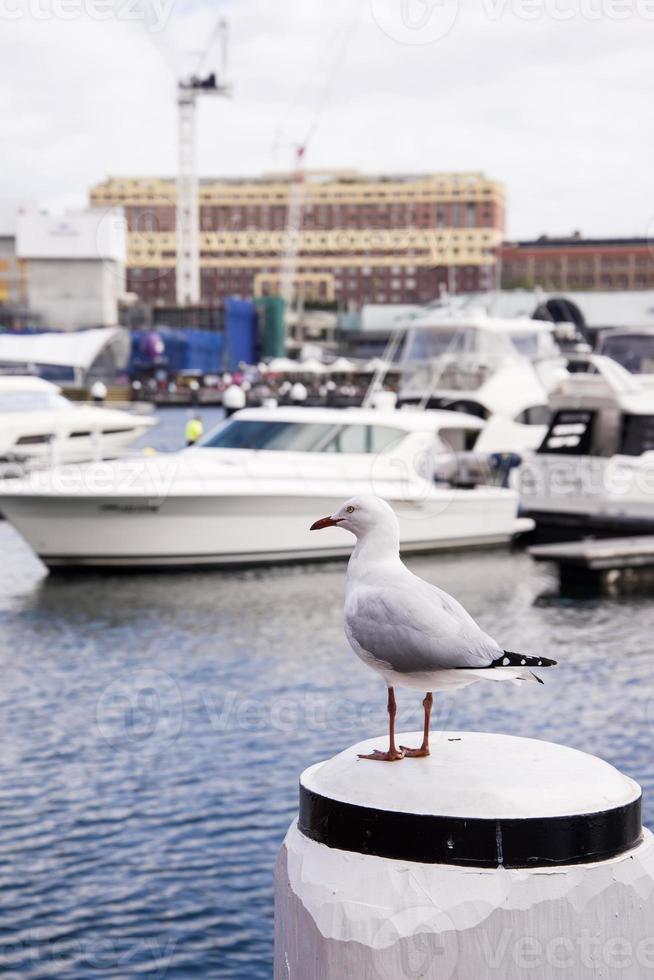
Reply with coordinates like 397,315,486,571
272,4,361,338
176,18,231,307
277,144,306,338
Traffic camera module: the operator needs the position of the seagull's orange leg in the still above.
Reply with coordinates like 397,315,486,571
358,686,405,762
401,692,433,758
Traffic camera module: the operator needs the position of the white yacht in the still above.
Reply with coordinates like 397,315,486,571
0,376,156,474
399,307,568,450
0,405,531,569
518,354,654,533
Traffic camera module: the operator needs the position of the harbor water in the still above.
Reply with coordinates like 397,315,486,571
1,408,654,978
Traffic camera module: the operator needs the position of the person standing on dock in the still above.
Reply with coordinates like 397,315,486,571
185,413,203,446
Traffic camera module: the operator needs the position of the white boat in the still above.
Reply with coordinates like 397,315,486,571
518,354,654,534
0,406,531,569
398,306,569,452
0,376,156,474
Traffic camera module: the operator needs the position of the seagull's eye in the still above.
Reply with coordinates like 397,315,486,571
346,506,355,514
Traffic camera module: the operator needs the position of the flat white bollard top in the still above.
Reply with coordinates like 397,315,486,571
299,732,642,869
303,731,639,819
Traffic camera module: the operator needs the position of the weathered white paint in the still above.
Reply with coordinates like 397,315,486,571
275,732,654,980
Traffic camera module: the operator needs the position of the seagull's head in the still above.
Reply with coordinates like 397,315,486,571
310,495,400,542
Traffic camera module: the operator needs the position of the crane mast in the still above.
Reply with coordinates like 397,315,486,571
176,20,231,307
278,145,306,320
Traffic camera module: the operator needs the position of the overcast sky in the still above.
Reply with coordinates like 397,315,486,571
1,0,653,238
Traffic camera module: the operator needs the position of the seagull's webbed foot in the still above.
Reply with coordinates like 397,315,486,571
399,744,430,758
358,747,405,762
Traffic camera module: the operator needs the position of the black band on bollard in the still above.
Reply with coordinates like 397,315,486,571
299,785,642,869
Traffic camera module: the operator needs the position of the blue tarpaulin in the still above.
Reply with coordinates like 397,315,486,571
129,328,225,375
225,298,258,370
129,298,259,375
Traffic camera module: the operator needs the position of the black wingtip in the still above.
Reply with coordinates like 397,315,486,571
492,650,557,669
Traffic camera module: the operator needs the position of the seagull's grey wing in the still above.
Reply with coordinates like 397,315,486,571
345,581,501,673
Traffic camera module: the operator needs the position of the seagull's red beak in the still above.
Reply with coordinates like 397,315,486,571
310,516,341,531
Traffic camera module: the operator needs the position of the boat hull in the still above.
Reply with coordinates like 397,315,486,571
1,489,522,569
519,452,654,536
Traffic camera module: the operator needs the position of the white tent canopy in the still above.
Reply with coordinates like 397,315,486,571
363,357,398,373
0,327,131,387
267,357,302,373
300,358,327,374
327,357,356,373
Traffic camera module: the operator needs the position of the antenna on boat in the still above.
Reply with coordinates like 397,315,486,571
361,328,405,409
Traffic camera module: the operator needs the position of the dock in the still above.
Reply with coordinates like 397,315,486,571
529,536,654,593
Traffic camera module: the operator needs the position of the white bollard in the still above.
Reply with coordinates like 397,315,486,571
275,731,654,980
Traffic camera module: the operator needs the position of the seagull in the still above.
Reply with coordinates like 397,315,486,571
310,495,556,762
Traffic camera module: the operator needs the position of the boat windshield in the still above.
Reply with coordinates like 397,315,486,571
402,329,473,362
0,392,72,412
403,325,557,363
199,419,405,454
620,415,654,455
510,331,558,358
600,334,654,375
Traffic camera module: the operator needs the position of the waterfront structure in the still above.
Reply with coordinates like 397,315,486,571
89,171,506,307
276,732,649,979
500,234,654,292
16,209,127,331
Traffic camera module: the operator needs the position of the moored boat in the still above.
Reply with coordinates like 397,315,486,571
0,405,531,569
519,354,654,534
0,376,156,475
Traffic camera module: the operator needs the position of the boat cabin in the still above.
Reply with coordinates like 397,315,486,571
537,355,654,459
398,312,563,421
197,406,483,457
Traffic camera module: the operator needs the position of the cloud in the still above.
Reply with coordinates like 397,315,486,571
0,0,652,237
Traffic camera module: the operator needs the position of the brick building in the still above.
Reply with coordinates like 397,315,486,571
90,170,505,307
500,235,654,292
